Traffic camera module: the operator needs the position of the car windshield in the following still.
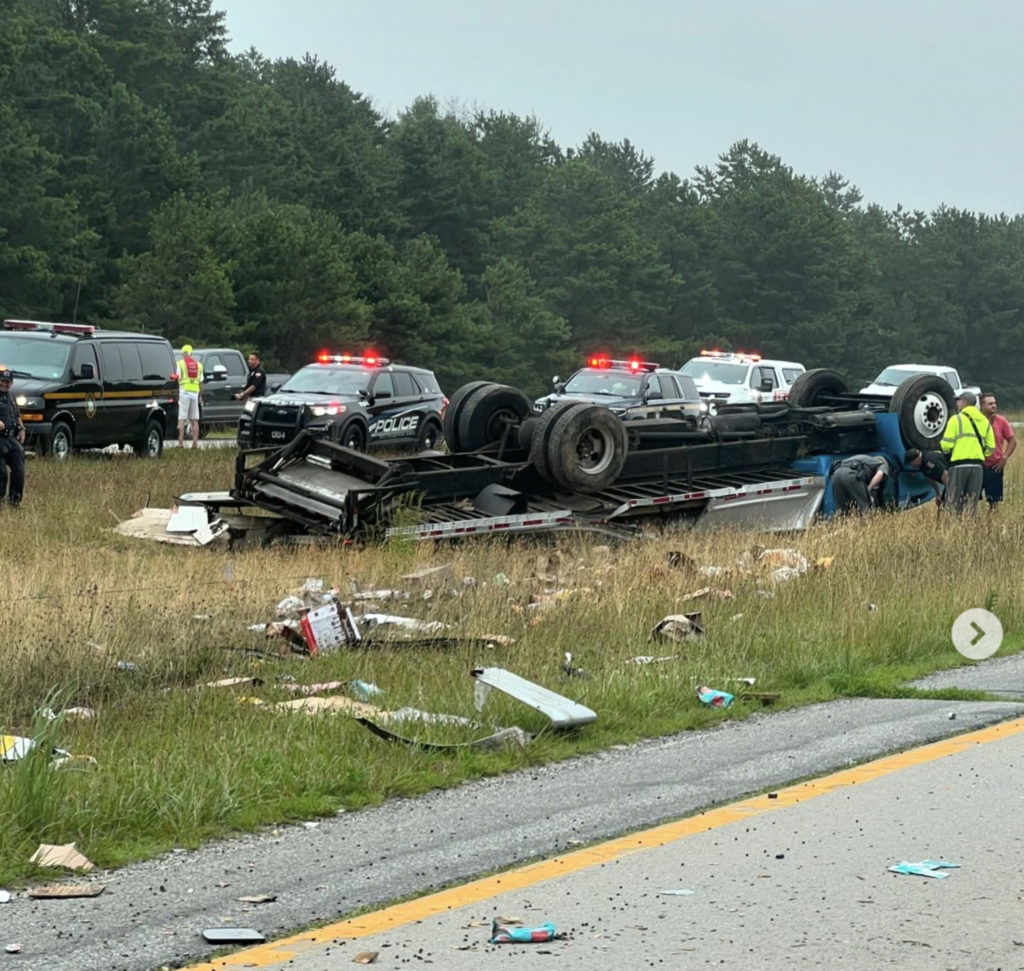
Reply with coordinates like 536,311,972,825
279,365,373,395
0,336,71,380
680,360,748,385
872,367,929,387
563,369,643,396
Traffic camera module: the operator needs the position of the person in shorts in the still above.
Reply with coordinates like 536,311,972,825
979,392,1016,510
176,344,204,449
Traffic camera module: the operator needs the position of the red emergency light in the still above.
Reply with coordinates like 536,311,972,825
586,355,660,373
315,351,390,367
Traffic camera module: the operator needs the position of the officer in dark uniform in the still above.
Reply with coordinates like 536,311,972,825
235,352,267,402
832,454,889,514
0,366,26,506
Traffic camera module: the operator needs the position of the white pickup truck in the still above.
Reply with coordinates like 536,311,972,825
860,364,981,399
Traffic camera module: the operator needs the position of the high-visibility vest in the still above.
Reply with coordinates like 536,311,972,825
177,355,203,393
940,407,994,463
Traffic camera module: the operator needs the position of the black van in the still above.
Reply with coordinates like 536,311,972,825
0,320,178,458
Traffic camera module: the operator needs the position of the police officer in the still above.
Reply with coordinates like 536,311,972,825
0,366,26,506
832,454,889,514
234,352,267,402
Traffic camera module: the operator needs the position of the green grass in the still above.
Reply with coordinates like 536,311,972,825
1,448,1021,885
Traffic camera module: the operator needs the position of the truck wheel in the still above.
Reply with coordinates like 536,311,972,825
415,418,442,451
135,418,164,458
331,418,367,451
517,416,539,451
442,381,491,453
44,421,74,460
529,403,581,482
545,405,628,493
890,374,955,449
457,384,532,452
788,369,847,408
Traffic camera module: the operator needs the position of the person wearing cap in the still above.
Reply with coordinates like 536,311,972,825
176,344,204,449
903,448,949,506
939,390,994,516
979,392,1016,511
831,453,889,515
0,366,26,506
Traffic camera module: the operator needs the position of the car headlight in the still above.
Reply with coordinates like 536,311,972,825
243,399,258,413
310,404,347,417
15,395,43,408
533,402,545,413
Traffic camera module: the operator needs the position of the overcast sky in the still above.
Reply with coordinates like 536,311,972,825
216,0,1024,216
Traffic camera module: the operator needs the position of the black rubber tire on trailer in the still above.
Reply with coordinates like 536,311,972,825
889,374,956,450
528,402,583,482
457,384,533,452
442,381,491,453
135,418,164,458
545,405,629,493
787,368,848,408
330,418,368,451
517,416,539,452
415,418,443,452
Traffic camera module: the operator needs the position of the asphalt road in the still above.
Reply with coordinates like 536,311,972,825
2,654,1023,971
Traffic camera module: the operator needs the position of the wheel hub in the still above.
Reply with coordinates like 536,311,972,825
914,393,948,436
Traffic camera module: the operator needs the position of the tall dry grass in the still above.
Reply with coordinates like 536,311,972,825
0,448,1019,881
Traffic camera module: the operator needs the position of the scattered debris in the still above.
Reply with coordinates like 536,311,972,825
756,548,809,572
769,565,805,583
114,506,229,547
41,706,96,722
490,920,561,944
400,564,454,589
204,677,264,690
626,655,678,665
0,890,10,904
1,734,35,761
359,613,446,635
347,680,383,701
665,551,697,571
658,888,695,896
202,928,266,944
278,681,344,696
237,894,277,904
28,883,105,899
679,587,733,602
697,686,734,708
889,860,960,879
472,667,597,728
358,719,530,752
352,952,379,965
5,943,21,954
561,652,588,679
29,843,94,872
651,612,705,642
740,692,780,706
275,696,382,718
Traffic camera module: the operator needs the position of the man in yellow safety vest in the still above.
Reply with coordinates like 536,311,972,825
939,390,995,516
177,344,204,449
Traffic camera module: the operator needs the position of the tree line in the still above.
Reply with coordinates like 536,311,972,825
3,0,1023,400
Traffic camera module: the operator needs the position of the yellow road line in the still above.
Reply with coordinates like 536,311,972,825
182,715,1024,969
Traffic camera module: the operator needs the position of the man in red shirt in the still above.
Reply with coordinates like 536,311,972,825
980,392,1016,510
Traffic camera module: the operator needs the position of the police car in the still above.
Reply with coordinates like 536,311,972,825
237,353,448,451
533,356,704,420
680,350,806,404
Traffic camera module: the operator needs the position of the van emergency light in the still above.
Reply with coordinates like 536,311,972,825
699,349,762,363
3,319,96,336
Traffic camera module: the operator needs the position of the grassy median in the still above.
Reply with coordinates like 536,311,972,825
0,447,1020,884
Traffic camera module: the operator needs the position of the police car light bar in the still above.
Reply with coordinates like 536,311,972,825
586,356,660,372
3,319,96,336
699,348,762,363
315,351,390,367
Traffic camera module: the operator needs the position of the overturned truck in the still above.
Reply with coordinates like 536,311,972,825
193,369,956,543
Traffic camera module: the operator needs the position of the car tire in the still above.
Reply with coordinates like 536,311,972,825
528,403,582,482
545,405,628,493
330,418,368,452
517,416,539,452
787,369,848,408
44,421,74,460
442,381,492,453
135,418,164,458
890,374,956,450
457,384,532,452
415,418,443,452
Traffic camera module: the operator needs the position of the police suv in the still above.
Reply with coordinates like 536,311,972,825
236,353,447,451
680,350,806,405
533,356,704,420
